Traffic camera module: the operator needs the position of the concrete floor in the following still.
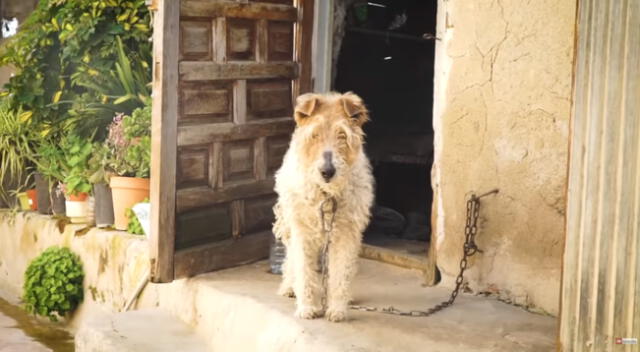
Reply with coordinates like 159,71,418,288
185,259,558,352
0,296,73,352
0,310,50,352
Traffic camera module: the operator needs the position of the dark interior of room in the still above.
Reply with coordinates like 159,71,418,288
334,0,437,253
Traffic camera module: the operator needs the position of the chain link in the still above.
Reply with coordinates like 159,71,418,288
319,189,498,318
320,196,337,310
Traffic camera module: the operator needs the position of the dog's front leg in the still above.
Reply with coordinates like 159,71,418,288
291,232,324,319
326,231,361,322
277,243,295,298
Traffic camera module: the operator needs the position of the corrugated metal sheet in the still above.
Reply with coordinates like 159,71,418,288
560,0,640,351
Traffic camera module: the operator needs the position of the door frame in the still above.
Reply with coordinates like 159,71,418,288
310,0,439,285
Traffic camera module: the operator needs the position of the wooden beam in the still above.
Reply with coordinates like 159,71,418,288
360,244,430,272
180,62,299,81
177,117,294,146
150,0,180,283
214,17,227,63
293,0,314,96
233,80,247,124
176,179,276,212
173,232,272,278
181,1,297,21
256,19,269,63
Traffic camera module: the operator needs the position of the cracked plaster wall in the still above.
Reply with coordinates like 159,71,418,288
432,0,577,315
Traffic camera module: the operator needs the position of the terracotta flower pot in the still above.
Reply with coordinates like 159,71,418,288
26,189,38,211
65,191,90,223
66,192,89,202
110,176,150,231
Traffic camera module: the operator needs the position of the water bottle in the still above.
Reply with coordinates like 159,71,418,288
269,237,286,275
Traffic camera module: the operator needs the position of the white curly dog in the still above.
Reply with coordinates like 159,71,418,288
273,92,374,322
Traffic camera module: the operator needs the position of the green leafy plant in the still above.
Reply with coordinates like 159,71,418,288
60,134,93,195
87,142,111,185
125,197,149,235
105,103,151,178
23,246,84,321
70,36,151,137
0,0,151,139
34,140,68,185
0,99,38,205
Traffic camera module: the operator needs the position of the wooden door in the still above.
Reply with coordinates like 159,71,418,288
150,0,314,283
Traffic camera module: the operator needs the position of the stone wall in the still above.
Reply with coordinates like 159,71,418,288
0,212,150,328
432,0,577,315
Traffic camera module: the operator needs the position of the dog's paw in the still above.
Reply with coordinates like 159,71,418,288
325,307,347,322
277,285,295,298
294,305,323,319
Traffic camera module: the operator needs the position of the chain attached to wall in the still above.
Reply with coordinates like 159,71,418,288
320,189,499,318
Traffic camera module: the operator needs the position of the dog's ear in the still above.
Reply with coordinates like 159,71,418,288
341,92,369,126
294,93,318,124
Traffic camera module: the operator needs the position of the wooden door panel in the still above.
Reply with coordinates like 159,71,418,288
247,79,293,119
151,0,313,282
179,81,233,122
176,204,232,249
267,21,294,61
176,145,209,188
179,20,213,61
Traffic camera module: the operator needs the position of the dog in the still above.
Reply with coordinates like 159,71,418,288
272,92,374,322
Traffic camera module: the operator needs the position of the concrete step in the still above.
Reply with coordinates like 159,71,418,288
75,309,209,352
141,260,557,352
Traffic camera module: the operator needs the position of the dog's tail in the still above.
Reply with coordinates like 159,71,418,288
272,201,290,241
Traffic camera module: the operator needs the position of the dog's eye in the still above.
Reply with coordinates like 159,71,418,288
311,133,319,139
337,132,347,140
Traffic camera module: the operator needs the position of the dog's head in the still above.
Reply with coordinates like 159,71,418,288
292,92,369,192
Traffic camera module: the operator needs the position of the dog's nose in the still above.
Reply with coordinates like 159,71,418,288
320,151,335,182
320,165,336,181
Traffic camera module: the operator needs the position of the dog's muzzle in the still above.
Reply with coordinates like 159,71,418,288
320,151,336,182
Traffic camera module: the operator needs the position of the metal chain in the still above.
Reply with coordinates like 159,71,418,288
320,196,337,310
319,189,498,318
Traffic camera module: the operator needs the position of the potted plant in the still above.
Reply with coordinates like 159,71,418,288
34,141,68,215
88,142,114,228
106,104,151,230
26,189,38,210
0,99,38,208
60,135,93,223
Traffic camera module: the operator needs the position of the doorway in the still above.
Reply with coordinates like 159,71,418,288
322,0,437,275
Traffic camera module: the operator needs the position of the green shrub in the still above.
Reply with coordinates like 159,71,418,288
34,139,67,188
0,0,151,139
23,247,84,321
60,134,93,195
